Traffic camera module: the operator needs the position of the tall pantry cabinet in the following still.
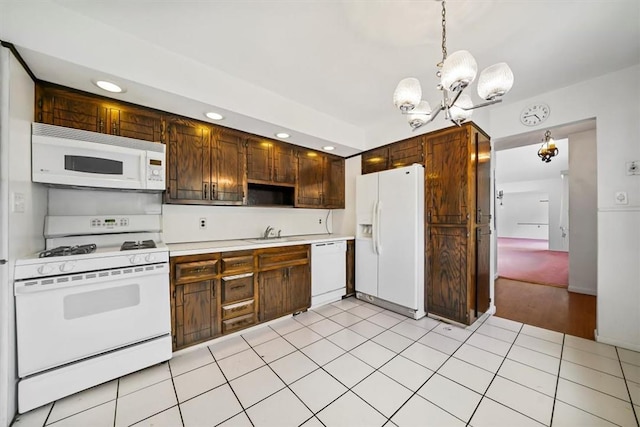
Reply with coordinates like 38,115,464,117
425,122,491,325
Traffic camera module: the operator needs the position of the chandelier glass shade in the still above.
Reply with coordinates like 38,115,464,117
393,0,514,128
537,130,558,163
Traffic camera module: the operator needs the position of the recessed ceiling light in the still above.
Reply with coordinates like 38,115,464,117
205,112,224,120
275,132,290,139
94,80,124,93
323,146,335,151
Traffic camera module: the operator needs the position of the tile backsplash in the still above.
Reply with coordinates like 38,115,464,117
162,204,333,243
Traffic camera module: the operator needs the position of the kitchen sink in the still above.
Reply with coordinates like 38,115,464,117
243,237,293,244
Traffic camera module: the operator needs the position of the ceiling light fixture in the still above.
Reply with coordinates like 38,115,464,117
205,112,224,120
393,0,514,129
275,132,290,139
94,80,124,93
323,146,335,151
537,130,558,163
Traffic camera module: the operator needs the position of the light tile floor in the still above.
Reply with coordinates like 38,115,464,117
12,297,640,427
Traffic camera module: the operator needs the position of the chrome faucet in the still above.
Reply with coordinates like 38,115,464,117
263,225,274,239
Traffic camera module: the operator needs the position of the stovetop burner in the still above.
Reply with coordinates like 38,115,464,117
121,240,157,251
39,244,97,258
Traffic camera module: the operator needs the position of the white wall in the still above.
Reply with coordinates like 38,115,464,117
568,129,597,295
488,64,640,350
496,190,550,241
332,156,360,236
162,205,333,244
0,48,46,425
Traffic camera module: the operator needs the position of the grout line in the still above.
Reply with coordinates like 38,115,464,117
549,331,565,426
42,401,55,427
616,346,639,425
166,360,185,427
113,379,119,427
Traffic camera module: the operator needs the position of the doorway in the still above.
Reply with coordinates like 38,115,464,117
492,122,597,339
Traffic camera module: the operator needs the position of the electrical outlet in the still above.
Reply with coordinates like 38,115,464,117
318,218,322,224
12,192,25,213
199,218,207,229
615,191,628,205
626,160,640,175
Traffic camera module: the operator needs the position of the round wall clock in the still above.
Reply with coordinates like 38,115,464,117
520,103,550,126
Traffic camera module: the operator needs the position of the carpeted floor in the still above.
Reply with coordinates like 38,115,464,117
497,237,568,287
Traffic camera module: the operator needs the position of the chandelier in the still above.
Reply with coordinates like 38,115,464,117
393,0,514,129
537,130,558,163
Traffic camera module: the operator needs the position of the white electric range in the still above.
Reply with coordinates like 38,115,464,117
14,214,172,413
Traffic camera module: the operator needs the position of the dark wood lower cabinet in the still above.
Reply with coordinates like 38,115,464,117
288,264,311,314
427,226,468,324
259,268,288,322
476,226,491,316
174,279,219,349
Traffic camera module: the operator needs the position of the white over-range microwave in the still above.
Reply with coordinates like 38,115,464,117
31,123,165,192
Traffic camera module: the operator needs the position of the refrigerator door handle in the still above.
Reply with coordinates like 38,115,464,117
0,259,6,265
372,201,378,255
376,201,382,255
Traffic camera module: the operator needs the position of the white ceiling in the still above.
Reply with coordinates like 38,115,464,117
496,137,569,184
1,0,639,155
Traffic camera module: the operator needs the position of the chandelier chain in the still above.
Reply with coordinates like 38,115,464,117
441,0,447,62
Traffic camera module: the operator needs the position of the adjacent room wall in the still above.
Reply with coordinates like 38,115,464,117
568,129,597,295
496,190,550,241
0,48,46,426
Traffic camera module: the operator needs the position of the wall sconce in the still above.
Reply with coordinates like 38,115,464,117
497,190,504,206
537,130,558,163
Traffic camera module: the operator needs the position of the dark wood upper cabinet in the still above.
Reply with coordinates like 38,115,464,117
212,130,246,204
166,118,211,203
389,136,424,169
323,156,345,209
36,83,164,143
475,131,492,226
425,127,469,225
296,151,325,207
247,138,297,186
361,147,389,174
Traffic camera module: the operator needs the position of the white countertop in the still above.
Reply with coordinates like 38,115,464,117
167,234,354,256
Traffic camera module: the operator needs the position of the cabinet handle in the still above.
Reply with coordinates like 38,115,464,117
203,183,208,199
477,209,482,224
112,121,118,135
172,290,176,299
99,118,104,133
211,184,216,200
212,285,216,297
223,272,254,281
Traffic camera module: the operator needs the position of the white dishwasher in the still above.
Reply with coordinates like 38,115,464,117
311,240,347,307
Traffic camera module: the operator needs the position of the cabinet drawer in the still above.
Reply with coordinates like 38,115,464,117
221,299,255,320
175,260,218,284
258,246,309,270
221,254,254,274
222,313,255,334
221,272,254,304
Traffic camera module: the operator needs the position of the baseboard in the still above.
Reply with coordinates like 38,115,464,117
595,330,640,352
567,286,597,296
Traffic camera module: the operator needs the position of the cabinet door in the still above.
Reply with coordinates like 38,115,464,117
259,268,288,322
167,120,211,202
273,144,297,185
37,86,107,133
296,151,324,207
361,147,389,174
475,131,492,226
389,137,424,169
476,226,491,316
427,226,468,324
426,128,469,224
287,264,311,313
323,156,345,208
213,130,246,203
345,240,355,296
108,107,163,143
174,279,219,349
247,138,272,182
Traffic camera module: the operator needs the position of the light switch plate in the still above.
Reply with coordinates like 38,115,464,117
627,161,640,175
615,191,628,205
12,192,25,213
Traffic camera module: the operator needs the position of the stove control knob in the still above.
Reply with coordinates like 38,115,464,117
130,255,142,264
59,261,76,273
37,264,54,275
145,254,156,263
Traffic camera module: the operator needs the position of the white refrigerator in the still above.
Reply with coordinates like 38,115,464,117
355,164,425,319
